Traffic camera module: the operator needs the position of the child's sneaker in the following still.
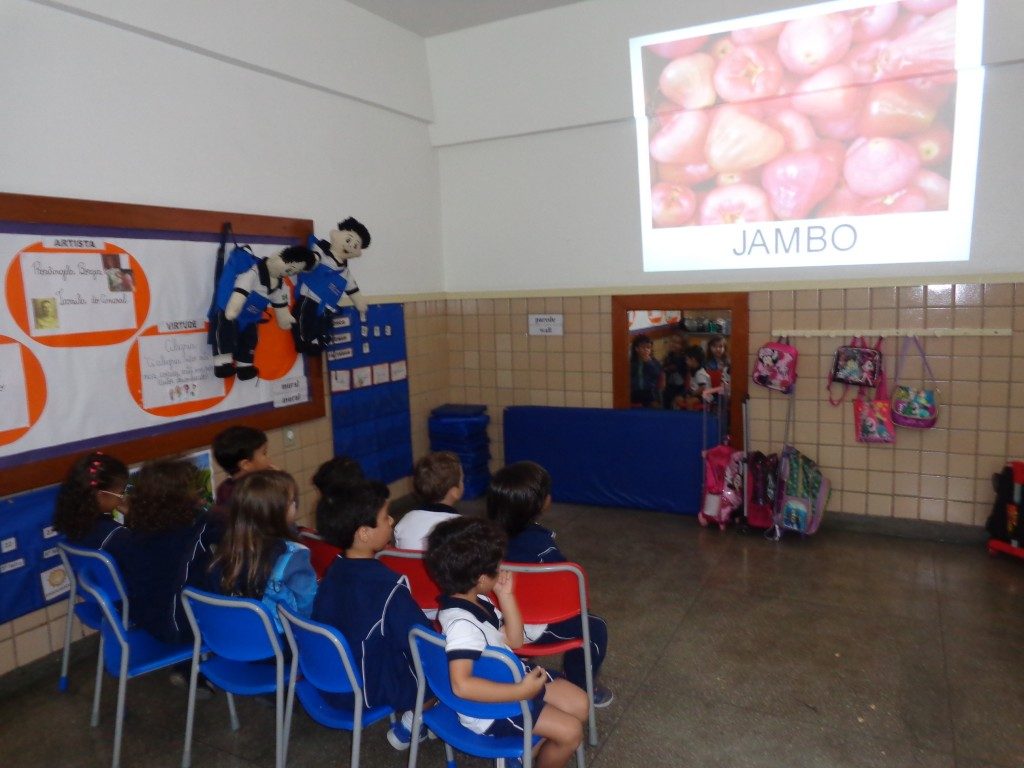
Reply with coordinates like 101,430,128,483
592,684,614,708
386,711,430,751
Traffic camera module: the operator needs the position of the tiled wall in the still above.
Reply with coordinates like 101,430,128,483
445,296,614,461
440,282,1024,529
4,283,1022,677
746,283,1024,526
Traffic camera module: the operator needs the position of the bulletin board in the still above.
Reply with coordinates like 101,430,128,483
327,303,412,484
0,193,324,497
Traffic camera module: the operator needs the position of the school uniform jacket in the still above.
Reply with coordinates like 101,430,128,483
312,556,430,711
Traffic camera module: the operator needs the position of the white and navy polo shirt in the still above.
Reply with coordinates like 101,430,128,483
437,594,523,734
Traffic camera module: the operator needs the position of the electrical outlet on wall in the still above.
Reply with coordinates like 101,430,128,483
284,428,296,449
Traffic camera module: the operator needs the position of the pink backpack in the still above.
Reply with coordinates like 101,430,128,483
700,444,742,530
752,338,798,394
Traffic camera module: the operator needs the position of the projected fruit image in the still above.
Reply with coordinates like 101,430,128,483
642,0,958,228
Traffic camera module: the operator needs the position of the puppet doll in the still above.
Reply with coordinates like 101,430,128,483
291,217,371,355
208,245,315,380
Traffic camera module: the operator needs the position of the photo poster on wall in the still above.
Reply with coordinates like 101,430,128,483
630,0,985,272
327,303,412,484
0,224,315,490
0,448,213,625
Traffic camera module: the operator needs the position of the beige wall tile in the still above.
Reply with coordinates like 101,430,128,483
0,639,15,675
926,284,953,307
13,625,51,666
899,286,925,307
919,497,946,522
12,608,47,635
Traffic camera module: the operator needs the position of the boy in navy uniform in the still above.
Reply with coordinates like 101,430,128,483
211,425,273,515
487,461,612,706
312,481,433,750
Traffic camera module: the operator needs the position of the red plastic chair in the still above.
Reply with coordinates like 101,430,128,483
375,548,442,615
297,527,342,580
503,561,598,746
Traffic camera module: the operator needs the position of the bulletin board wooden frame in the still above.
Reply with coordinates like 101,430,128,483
0,192,324,496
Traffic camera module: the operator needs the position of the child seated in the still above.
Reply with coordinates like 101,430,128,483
312,481,432,751
425,517,588,768
393,451,463,550
198,469,317,633
311,455,365,499
211,425,275,519
487,462,612,707
118,458,213,645
52,451,131,560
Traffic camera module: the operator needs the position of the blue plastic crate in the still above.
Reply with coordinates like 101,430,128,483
428,413,490,439
431,404,488,418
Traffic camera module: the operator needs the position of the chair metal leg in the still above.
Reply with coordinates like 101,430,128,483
409,686,425,768
274,667,284,768
444,741,456,768
226,692,240,731
349,700,362,768
59,596,76,691
91,634,105,727
575,741,586,768
282,656,297,767
580,624,597,746
111,656,129,768
181,648,201,768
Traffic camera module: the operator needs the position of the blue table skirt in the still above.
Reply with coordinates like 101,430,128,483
503,406,715,515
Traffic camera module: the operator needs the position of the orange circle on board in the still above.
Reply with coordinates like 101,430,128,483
125,324,234,417
5,241,150,347
0,335,47,446
252,279,300,381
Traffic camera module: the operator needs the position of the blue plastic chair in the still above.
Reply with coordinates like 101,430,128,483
179,587,290,768
76,570,193,768
407,626,586,768
278,607,395,768
56,542,130,697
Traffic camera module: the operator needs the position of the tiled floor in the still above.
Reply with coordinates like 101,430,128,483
2,502,1023,768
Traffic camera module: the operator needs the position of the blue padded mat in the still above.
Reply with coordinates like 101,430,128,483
503,406,715,515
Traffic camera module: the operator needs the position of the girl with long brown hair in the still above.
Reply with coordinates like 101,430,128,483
203,469,317,631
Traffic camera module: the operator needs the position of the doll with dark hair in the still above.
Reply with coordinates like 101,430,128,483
208,245,316,380
292,217,372,355
52,451,131,557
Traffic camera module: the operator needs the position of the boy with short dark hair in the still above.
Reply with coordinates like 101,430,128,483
311,455,365,499
393,451,463,550
312,481,433,751
425,517,587,768
487,461,613,707
211,425,273,510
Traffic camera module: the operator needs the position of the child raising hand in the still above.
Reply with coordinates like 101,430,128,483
426,517,587,768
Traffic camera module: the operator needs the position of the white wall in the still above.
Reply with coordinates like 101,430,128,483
0,0,444,295
428,0,1024,293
